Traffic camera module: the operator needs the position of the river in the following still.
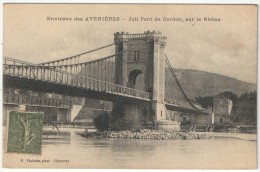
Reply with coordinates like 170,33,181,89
3,128,257,169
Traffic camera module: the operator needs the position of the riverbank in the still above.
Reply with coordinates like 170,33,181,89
88,129,211,140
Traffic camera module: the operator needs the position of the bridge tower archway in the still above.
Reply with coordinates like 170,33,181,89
127,69,144,90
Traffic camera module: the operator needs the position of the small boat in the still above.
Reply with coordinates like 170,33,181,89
81,128,97,137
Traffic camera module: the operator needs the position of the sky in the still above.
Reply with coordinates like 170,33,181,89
3,4,257,83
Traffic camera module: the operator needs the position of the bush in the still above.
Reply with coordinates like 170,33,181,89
93,112,109,131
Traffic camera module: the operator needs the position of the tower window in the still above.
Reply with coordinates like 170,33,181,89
133,50,140,61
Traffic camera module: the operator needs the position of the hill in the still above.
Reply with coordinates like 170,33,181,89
167,68,256,99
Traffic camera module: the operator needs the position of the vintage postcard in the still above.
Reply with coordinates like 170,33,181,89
2,3,257,169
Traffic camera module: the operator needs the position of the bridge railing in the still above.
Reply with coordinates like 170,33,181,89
3,57,150,100
164,97,180,106
165,97,196,108
128,34,147,39
3,93,73,109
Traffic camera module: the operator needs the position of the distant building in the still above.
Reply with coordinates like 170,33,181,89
212,94,233,124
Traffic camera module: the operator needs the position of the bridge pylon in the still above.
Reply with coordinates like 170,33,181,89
111,31,167,129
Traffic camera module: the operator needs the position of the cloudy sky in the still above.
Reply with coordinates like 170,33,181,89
4,4,257,83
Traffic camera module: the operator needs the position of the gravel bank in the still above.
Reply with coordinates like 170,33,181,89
95,129,211,140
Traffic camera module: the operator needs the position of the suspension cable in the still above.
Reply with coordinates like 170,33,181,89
165,54,210,112
165,68,176,99
39,42,116,65
42,51,124,68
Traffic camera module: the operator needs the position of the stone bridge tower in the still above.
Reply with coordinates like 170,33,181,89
111,31,167,130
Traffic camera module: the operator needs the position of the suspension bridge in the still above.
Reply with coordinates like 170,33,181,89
3,30,211,129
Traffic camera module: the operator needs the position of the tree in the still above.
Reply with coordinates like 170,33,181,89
93,111,110,131
232,91,257,125
221,91,238,103
195,96,214,108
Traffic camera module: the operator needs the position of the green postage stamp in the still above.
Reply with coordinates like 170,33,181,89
7,111,44,154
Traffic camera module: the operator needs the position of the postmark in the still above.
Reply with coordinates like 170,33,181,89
7,111,43,154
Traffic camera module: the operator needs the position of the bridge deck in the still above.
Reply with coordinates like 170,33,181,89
3,93,72,109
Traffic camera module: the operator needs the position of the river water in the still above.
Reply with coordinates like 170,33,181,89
3,128,257,169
